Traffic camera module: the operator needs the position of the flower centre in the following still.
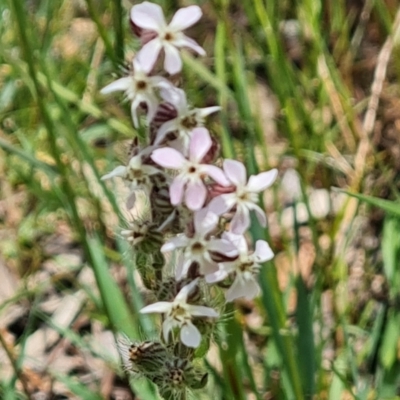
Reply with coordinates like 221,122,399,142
171,304,188,320
191,241,204,254
164,32,174,41
239,261,254,272
136,80,147,90
188,165,197,174
128,169,144,180
180,114,198,130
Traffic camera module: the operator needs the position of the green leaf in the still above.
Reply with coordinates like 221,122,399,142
341,190,400,218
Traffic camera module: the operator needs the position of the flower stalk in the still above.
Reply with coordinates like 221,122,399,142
101,2,277,398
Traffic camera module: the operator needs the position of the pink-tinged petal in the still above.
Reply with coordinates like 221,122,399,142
197,106,221,118
168,6,202,32
230,206,250,234
225,276,260,302
101,165,126,180
189,127,211,162
247,169,278,192
132,57,144,74
222,232,248,254
161,235,189,253
173,34,206,55
254,240,274,263
160,86,180,105
219,261,237,274
171,88,188,115
223,159,247,187
208,239,237,255
140,301,171,314
149,75,174,90
248,203,267,227
137,39,163,73
180,322,201,348
162,319,173,343
154,119,179,145
170,176,186,206
130,2,166,31
208,193,236,215
194,209,218,236
199,258,219,275
100,77,131,94
201,165,230,186
164,44,182,74
151,147,186,169
185,181,207,210
188,305,219,318
205,269,228,283
176,278,199,301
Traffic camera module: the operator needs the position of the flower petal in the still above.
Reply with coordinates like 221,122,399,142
140,301,172,314
168,5,202,32
188,305,219,318
223,159,247,187
173,34,206,55
205,269,228,283
144,92,159,124
207,238,237,255
151,147,186,169
248,203,267,227
199,258,219,275
100,77,131,94
164,44,183,75
176,278,199,301
254,240,274,263
230,205,250,234
130,96,142,127
189,127,211,162
130,2,166,31
101,165,126,180
208,194,236,215
194,209,218,236
161,235,189,253
201,165,230,186
171,88,188,115
154,119,179,145
137,39,163,73
180,322,201,348
247,169,278,192
222,232,248,254
197,106,221,118
170,176,186,206
218,260,237,274
162,319,173,343
225,275,260,302
185,181,207,210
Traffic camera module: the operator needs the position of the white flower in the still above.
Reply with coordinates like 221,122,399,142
206,233,274,302
140,279,218,348
101,57,172,127
101,147,160,208
162,208,237,277
151,127,229,210
131,2,205,74
154,88,220,152
208,160,278,234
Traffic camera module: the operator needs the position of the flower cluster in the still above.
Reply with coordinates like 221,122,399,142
102,2,277,398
